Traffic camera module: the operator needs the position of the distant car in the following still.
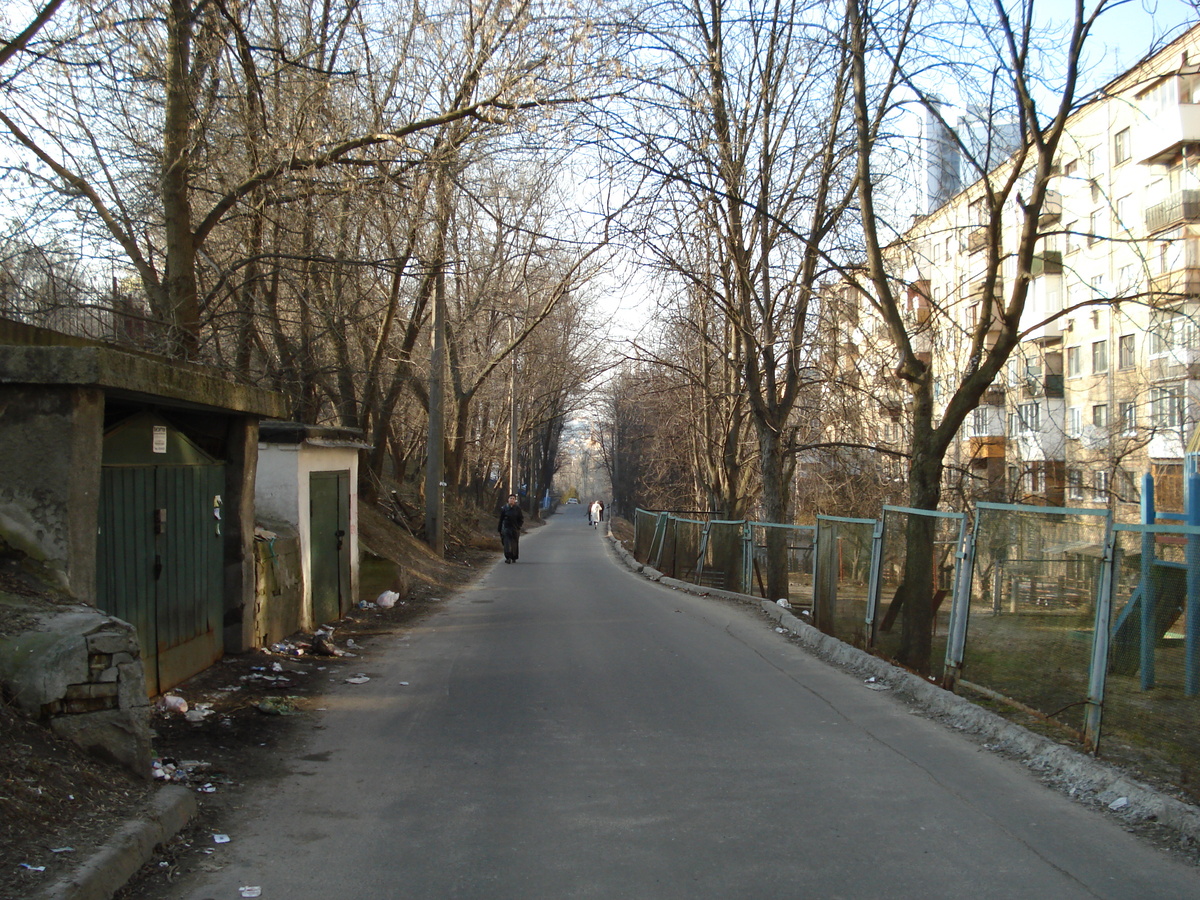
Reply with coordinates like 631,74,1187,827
566,498,579,504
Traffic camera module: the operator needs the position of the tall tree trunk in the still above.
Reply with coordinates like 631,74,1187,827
162,0,200,357
758,421,789,601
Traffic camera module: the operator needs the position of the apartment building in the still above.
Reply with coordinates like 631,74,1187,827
829,22,1200,520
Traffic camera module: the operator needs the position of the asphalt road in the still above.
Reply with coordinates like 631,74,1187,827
168,505,1200,899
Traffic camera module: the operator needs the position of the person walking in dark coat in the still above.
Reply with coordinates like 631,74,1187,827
498,494,525,563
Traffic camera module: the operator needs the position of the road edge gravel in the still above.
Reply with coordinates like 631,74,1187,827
604,526,1200,850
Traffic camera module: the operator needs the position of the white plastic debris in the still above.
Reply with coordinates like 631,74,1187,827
19,863,45,872
376,590,400,608
344,674,370,684
774,627,787,634
1108,797,1129,811
157,694,188,714
213,834,231,844
240,888,263,898
777,598,791,608
50,847,74,854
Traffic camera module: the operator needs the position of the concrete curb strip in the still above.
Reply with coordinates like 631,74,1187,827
39,785,197,900
606,530,1200,846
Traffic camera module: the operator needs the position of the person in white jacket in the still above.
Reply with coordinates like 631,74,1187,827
589,500,602,528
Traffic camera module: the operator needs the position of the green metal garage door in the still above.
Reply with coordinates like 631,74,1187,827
310,469,351,626
96,414,225,695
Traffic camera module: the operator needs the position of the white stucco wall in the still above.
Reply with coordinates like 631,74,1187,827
256,441,360,631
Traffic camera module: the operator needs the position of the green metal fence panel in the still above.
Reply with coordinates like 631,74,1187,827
814,516,876,647
748,523,815,605
1098,523,1200,785
872,507,965,679
692,520,747,592
633,509,658,563
960,503,1109,735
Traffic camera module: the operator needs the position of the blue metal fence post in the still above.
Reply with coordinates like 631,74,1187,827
742,523,753,595
944,521,974,687
866,517,884,648
1187,474,1200,696
1140,472,1156,691
1084,522,1117,751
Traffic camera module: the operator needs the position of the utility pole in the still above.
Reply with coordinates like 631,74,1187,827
508,328,518,498
424,169,450,557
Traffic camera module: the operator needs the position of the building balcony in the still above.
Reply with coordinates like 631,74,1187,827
969,435,1006,459
1145,190,1200,234
1020,373,1064,399
967,226,989,254
1149,266,1200,298
1031,250,1063,276
1135,103,1200,166
1038,191,1062,226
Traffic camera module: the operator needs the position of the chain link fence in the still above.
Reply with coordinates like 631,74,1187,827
873,507,965,679
749,523,815,607
813,517,875,648
1098,523,1200,790
957,504,1109,735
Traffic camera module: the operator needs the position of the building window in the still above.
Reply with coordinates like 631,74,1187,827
1149,306,1199,354
1017,401,1040,432
1089,210,1102,246
1025,467,1045,494
1093,469,1111,501
971,408,989,437
1093,404,1109,428
1066,221,1080,254
1067,345,1081,377
1067,406,1082,437
1092,339,1108,373
1118,400,1136,435
1114,127,1131,164
1118,334,1136,369
1064,159,1078,178
1150,384,1184,429
1067,468,1084,501
1116,195,1132,230
1117,469,1141,504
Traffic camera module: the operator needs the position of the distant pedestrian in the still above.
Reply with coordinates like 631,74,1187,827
590,500,601,528
498,494,524,563
598,501,605,522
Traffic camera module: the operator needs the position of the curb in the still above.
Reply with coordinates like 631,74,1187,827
605,530,1200,847
39,784,198,900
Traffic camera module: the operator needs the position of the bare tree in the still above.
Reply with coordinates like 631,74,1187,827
605,0,860,599
846,0,1135,672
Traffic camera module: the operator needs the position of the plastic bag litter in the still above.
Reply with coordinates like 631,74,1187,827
213,834,231,844
240,889,262,898
344,674,370,684
157,694,188,714
1109,796,1129,811
376,590,400,608
776,598,791,608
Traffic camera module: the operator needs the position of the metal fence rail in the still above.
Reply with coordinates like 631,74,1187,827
629,490,1200,781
